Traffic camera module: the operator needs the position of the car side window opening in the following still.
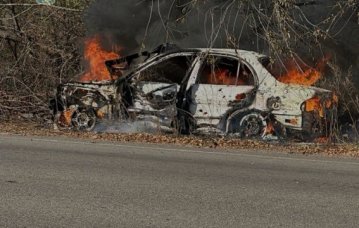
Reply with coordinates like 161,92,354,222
137,55,194,84
198,56,255,86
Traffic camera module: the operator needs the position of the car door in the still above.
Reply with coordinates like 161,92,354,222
187,54,257,127
129,53,196,120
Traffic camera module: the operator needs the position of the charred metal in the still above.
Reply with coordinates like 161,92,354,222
50,44,337,140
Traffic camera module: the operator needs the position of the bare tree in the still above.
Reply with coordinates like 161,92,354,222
0,0,89,119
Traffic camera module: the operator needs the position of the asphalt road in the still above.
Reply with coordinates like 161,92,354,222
0,135,359,227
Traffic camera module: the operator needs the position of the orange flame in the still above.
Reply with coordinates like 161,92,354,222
207,69,247,85
58,109,75,127
305,96,324,117
278,55,330,86
207,69,234,85
265,122,275,135
80,35,120,82
305,93,338,118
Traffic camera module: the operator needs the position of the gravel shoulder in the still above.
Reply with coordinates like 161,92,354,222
1,120,359,157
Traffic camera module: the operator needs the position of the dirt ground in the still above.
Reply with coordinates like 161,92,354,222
0,120,359,158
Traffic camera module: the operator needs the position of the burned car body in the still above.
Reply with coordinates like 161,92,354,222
51,45,337,138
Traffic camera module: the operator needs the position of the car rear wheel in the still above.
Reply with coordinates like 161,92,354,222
230,112,267,138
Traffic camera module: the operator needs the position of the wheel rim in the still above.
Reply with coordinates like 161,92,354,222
72,109,96,131
239,113,266,138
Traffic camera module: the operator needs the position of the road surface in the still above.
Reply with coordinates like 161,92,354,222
0,134,359,227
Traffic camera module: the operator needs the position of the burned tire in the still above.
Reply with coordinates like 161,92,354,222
229,111,267,138
71,109,97,132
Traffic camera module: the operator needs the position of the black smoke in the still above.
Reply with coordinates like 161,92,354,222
85,0,358,80
84,0,267,54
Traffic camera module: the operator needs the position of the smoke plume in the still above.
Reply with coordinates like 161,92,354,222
85,0,358,80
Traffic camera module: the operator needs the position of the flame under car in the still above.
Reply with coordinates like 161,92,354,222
50,45,337,139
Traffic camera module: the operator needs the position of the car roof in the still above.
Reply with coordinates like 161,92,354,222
144,48,267,64
150,48,267,59
112,46,269,83
195,48,266,58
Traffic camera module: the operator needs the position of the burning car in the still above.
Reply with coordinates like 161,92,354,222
50,44,337,139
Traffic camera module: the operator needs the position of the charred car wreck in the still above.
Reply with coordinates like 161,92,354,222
50,44,337,139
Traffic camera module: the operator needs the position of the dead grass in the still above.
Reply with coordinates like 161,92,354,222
1,120,359,158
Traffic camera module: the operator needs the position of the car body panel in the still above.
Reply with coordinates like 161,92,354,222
189,85,255,118
51,45,335,137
